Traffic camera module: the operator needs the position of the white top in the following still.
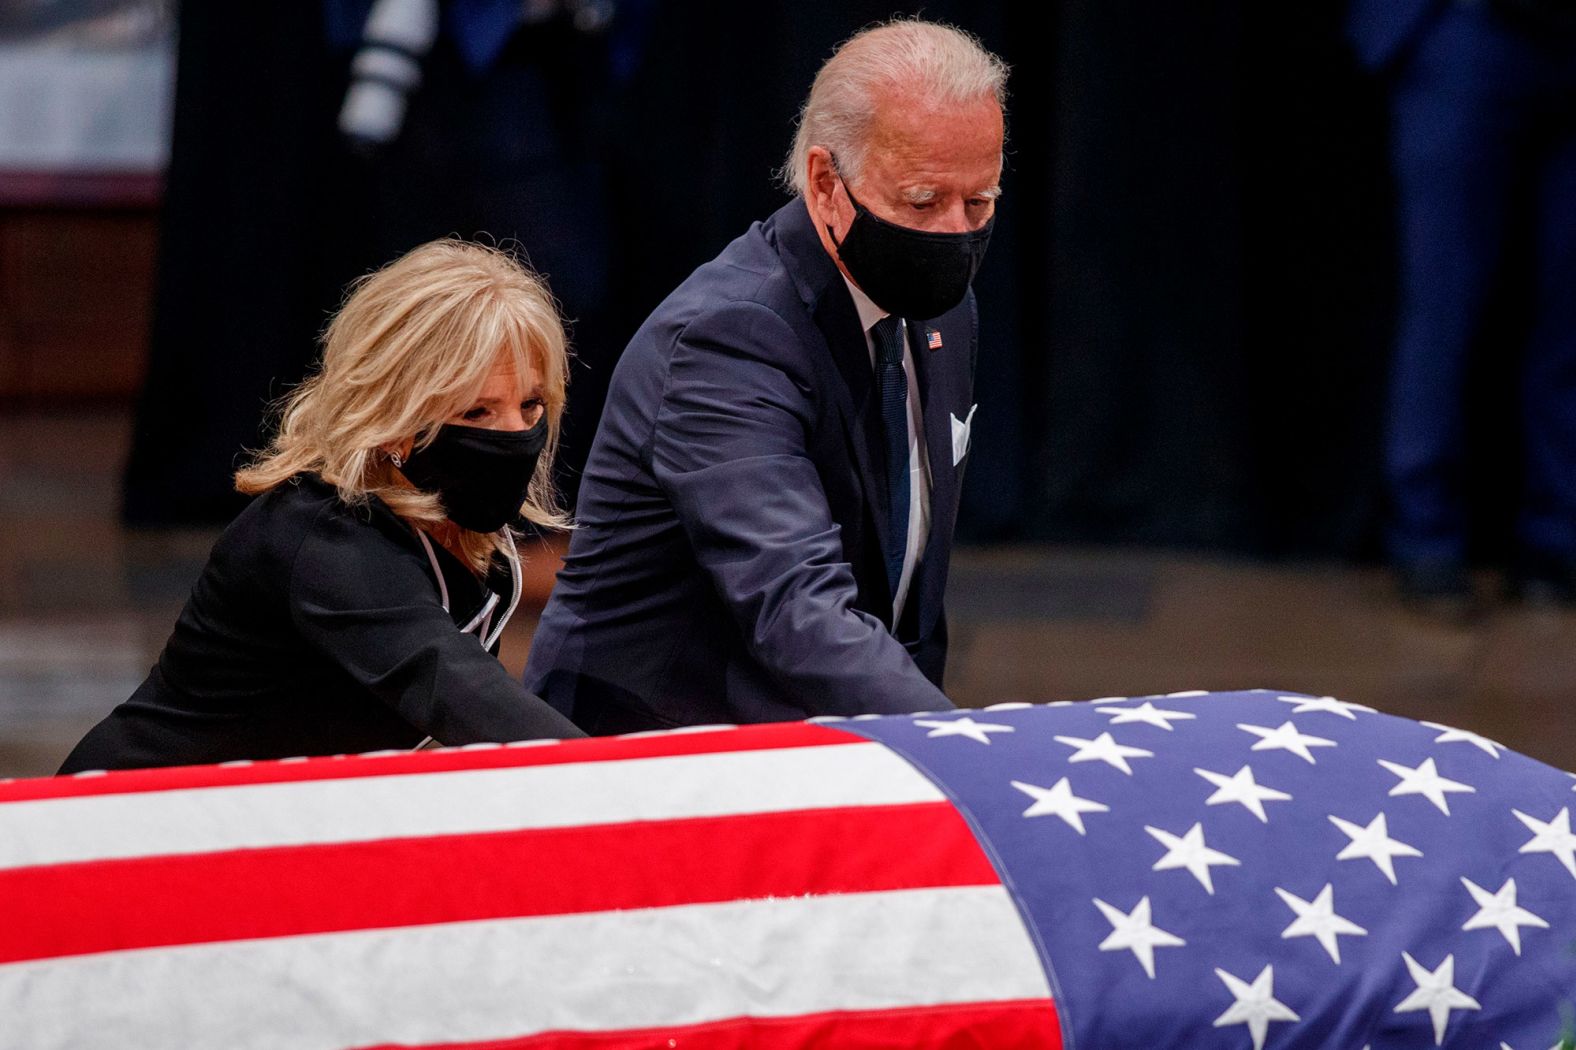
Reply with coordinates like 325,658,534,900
842,275,932,624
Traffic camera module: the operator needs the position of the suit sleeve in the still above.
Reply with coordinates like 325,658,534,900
650,300,954,716
288,508,586,744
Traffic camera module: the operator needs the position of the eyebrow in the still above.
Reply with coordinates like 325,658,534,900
900,185,1004,205
470,387,544,406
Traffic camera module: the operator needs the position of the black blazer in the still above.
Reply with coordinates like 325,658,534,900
60,476,581,772
525,199,978,733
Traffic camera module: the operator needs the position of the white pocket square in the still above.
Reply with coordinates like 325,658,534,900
950,404,978,467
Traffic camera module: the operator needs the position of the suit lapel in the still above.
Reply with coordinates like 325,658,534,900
766,203,980,636
816,290,897,622
906,317,968,641
774,200,897,621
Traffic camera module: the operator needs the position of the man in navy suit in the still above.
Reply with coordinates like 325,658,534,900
1349,0,1576,616
525,19,1007,732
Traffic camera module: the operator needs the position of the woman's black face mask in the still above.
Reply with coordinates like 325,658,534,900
400,418,547,533
828,179,994,321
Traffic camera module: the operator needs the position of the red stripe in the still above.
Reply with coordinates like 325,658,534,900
0,722,862,803
366,1000,1063,1050
0,801,996,965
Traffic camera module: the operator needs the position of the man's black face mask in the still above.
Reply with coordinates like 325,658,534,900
828,177,994,321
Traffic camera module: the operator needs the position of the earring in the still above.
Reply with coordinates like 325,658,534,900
389,450,404,469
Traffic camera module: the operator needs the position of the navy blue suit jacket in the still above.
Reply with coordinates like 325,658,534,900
525,199,977,732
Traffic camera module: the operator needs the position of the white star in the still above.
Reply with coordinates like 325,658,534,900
1011,777,1109,834
1421,721,1503,758
1092,895,1186,979
1054,732,1154,775
1145,822,1241,894
1212,965,1299,1050
1378,757,1476,816
1330,812,1423,884
1513,806,1576,879
912,716,1014,745
1195,765,1293,823
1095,700,1197,731
1275,883,1367,963
1460,876,1548,955
1393,952,1481,1045
1238,721,1338,764
1278,694,1374,720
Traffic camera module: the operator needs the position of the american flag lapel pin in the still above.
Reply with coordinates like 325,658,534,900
926,327,944,351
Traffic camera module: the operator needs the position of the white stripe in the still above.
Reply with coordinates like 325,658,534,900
0,886,1047,1050
0,743,941,869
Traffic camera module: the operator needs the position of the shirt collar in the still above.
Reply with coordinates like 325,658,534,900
840,273,888,335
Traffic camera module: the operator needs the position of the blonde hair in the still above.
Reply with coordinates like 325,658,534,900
781,18,1009,196
236,239,570,571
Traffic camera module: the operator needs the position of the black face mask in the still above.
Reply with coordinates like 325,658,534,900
399,418,547,533
829,183,994,320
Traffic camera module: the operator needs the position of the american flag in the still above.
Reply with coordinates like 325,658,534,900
1,690,1572,1048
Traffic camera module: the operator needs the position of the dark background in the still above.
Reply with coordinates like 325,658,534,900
6,1,1575,783
118,0,1523,562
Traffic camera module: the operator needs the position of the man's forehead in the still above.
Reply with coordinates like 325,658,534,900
867,97,1002,159
868,86,1002,135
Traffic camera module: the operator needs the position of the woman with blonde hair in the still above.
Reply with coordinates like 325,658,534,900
61,240,585,772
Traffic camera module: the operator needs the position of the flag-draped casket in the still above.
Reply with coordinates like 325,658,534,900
2,690,1574,1048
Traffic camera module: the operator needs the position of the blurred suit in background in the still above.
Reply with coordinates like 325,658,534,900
1349,0,1576,610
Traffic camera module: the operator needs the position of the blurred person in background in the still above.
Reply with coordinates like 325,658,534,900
1349,0,1576,619
525,19,1005,732
61,241,584,773
123,0,632,526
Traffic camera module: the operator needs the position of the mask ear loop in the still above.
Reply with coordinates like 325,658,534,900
824,152,854,252
410,528,454,752
409,527,523,751
483,529,523,651
413,530,450,613
459,592,499,635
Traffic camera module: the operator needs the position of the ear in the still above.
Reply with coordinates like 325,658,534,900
804,146,842,231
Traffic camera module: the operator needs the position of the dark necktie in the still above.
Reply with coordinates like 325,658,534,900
872,315,910,601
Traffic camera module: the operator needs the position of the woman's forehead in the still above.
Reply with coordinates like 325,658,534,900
476,348,543,397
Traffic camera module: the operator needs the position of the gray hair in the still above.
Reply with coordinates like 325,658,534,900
780,19,1009,196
